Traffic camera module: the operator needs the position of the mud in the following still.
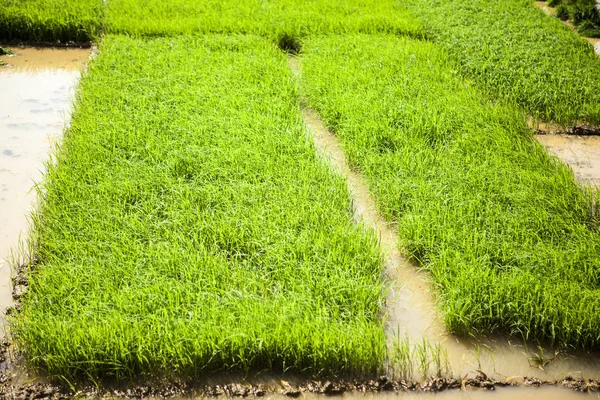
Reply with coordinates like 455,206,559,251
534,1,600,54
0,46,90,71
536,134,600,185
530,119,600,136
3,366,600,400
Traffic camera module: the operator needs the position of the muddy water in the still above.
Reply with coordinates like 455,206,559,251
536,134,600,185
0,46,88,338
288,56,600,387
534,1,600,54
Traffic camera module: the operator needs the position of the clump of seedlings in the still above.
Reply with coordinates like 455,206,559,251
407,0,600,125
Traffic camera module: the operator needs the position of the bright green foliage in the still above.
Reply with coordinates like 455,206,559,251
12,35,386,378
407,0,600,125
0,0,103,42
549,0,600,37
301,34,600,348
104,0,422,39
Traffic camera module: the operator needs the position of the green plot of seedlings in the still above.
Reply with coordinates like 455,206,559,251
301,34,600,349
0,0,103,42
104,0,422,40
407,0,600,125
11,35,386,378
550,0,600,38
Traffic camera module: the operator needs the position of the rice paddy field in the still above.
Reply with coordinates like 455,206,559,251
2,0,600,395
406,0,600,125
0,0,102,42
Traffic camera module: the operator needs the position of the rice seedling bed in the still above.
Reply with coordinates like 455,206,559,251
11,34,387,378
103,0,422,40
0,0,103,43
300,34,600,349
407,0,600,125
548,0,600,37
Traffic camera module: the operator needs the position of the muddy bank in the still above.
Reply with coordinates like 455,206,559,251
532,121,600,136
2,364,600,400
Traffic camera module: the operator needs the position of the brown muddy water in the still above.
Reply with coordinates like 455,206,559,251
0,46,88,337
536,134,600,185
288,55,600,393
535,1,600,54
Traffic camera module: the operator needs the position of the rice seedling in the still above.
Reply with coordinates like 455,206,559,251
406,0,600,125
0,0,103,42
10,34,387,379
104,0,422,39
547,0,600,37
389,331,449,380
300,34,600,350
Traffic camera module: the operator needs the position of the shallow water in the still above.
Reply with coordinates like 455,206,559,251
0,46,88,337
536,134,600,186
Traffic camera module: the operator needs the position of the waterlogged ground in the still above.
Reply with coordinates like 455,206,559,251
0,46,88,337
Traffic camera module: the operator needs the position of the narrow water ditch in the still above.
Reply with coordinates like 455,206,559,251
287,55,600,384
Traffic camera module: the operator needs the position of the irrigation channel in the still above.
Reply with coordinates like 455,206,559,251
1,47,600,398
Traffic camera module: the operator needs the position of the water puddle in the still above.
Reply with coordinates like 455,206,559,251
536,134,600,185
288,56,600,387
534,1,600,54
0,46,89,338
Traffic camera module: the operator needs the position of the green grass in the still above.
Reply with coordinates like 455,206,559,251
300,34,600,349
550,0,600,37
11,34,387,378
407,0,600,125
0,0,103,42
104,0,422,39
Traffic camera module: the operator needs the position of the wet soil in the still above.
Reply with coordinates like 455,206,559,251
2,360,600,400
